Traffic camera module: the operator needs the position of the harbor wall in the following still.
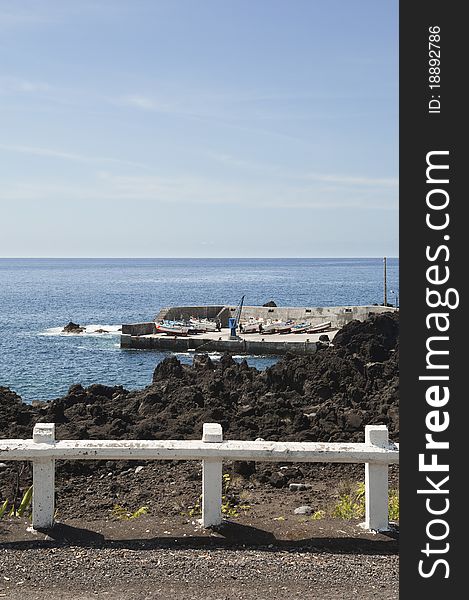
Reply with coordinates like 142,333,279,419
155,304,397,328
156,305,225,323
121,322,156,335
121,334,318,355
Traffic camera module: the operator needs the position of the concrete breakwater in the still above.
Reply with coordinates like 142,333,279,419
120,305,397,355
121,329,320,355
155,304,396,328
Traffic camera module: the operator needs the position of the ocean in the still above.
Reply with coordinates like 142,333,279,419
0,258,398,404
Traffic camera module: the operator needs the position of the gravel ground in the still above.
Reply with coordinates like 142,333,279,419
0,547,398,600
1,517,398,599
1,546,398,600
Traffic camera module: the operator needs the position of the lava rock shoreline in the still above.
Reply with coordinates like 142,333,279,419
0,312,399,444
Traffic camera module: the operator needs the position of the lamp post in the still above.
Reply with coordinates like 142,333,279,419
383,257,387,306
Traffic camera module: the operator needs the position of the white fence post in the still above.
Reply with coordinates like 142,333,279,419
201,423,223,528
32,423,55,529
364,425,389,531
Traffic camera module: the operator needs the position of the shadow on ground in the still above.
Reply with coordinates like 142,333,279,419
1,520,399,555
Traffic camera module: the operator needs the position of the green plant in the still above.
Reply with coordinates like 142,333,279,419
331,482,400,521
222,473,231,488
16,486,33,517
131,506,150,519
111,504,149,520
388,489,399,521
220,473,250,517
187,495,202,517
185,474,250,519
0,499,9,518
0,486,33,519
311,510,325,520
332,482,365,519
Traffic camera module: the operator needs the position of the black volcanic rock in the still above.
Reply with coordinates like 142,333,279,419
332,312,399,362
0,313,399,446
62,321,85,333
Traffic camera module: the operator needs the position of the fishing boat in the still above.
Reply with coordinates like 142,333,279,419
307,321,331,333
241,322,261,334
239,318,263,333
155,321,191,336
189,318,218,333
291,322,312,334
262,320,293,334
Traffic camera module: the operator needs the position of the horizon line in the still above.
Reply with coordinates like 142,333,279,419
0,255,400,260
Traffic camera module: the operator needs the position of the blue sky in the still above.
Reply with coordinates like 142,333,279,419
0,0,398,257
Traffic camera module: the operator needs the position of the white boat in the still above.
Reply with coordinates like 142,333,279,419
240,321,262,334
262,320,293,334
307,321,331,333
189,318,218,333
291,322,312,334
155,321,190,336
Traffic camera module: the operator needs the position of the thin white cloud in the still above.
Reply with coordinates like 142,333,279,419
0,143,89,162
0,77,51,94
0,143,397,210
0,171,397,212
303,173,398,188
0,143,153,171
118,95,157,110
117,94,181,116
114,89,367,124
208,152,398,189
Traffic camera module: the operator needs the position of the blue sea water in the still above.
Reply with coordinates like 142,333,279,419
0,258,398,404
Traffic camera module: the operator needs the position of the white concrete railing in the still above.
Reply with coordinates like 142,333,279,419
0,423,399,532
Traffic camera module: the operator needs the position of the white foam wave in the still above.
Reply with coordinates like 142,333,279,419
39,324,122,337
173,351,223,360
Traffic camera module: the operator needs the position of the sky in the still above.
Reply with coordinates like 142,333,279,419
0,0,398,258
